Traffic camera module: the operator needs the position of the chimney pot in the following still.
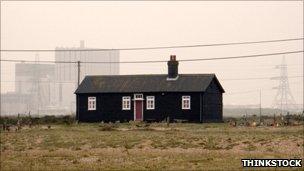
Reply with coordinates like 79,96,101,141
167,55,179,79
170,55,176,61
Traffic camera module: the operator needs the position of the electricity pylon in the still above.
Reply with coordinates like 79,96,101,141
271,56,297,114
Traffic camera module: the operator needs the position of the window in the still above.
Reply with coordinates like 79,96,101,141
122,96,131,110
88,97,96,110
134,94,143,100
146,96,155,110
182,96,191,110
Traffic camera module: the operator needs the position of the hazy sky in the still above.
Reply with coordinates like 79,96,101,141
1,1,303,108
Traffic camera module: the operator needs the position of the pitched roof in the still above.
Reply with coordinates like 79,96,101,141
75,74,224,94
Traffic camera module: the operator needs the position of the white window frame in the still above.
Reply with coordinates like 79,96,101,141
182,96,191,110
88,97,96,111
122,96,131,110
134,94,143,100
146,96,155,110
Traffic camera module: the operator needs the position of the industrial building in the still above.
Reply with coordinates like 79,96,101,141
1,41,119,115
1,63,55,115
54,41,120,112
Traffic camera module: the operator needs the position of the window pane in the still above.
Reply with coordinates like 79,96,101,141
88,97,96,110
182,96,190,109
122,96,131,110
146,96,154,109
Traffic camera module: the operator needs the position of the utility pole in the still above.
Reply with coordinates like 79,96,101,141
35,54,40,117
286,112,290,126
259,89,262,124
76,61,81,123
77,61,80,86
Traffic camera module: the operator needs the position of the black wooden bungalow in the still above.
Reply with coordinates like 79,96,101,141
75,55,225,123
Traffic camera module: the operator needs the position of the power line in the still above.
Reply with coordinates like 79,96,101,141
226,89,262,95
1,50,303,64
1,64,73,75
222,76,302,81
1,62,301,74
1,59,74,64
1,80,75,83
2,76,302,83
178,51,303,63
225,83,301,95
1,38,303,52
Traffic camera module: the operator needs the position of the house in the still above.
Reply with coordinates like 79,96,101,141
75,55,225,123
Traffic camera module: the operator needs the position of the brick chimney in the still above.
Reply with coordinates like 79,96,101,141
167,55,179,79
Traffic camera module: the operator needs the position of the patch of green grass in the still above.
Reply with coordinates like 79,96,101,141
1,123,303,170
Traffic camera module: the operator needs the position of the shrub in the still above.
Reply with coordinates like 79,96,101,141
0,115,75,126
98,123,117,131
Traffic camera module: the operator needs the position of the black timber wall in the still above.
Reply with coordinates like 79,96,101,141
144,92,201,122
202,79,223,122
76,93,134,122
76,92,202,122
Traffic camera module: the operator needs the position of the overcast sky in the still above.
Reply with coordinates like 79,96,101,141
1,1,303,108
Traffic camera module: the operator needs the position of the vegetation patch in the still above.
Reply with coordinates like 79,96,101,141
0,123,303,170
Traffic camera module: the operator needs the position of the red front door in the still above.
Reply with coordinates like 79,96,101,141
135,100,143,121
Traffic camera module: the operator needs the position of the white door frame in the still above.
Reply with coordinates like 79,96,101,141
134,94,144,121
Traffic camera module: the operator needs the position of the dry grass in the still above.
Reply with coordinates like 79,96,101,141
0,123,303,170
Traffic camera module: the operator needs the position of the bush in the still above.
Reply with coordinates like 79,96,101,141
0,115,75,125
98,123,117,131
